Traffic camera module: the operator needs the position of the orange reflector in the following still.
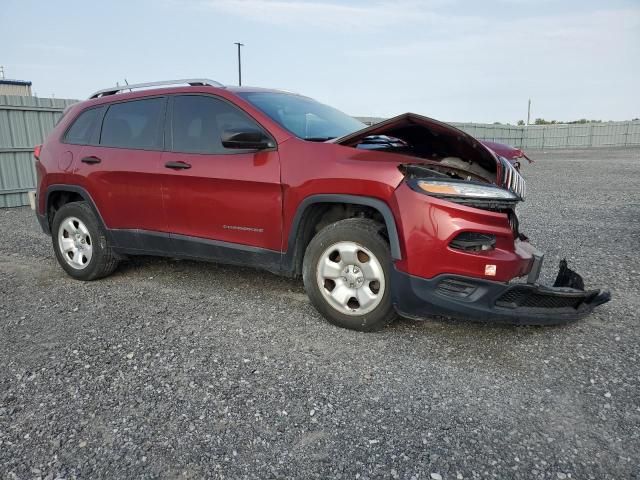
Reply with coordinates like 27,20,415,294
33,144,42,160
484,264,497,276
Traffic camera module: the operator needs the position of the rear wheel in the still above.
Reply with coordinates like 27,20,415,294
51,201,118,280
303,218,397,331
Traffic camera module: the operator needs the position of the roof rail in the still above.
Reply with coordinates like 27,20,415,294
88,78,225,99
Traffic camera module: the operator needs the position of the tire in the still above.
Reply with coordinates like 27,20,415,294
302,218,397,332
51,201,119,281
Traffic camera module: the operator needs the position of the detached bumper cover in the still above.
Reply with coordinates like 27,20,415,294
392,261,610,325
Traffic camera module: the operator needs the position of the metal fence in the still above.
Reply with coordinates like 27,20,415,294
358,117,640,149
0,95,77,207
1,94,639,208
452,121,640,149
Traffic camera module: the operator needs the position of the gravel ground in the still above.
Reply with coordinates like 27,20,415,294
1,147,639,480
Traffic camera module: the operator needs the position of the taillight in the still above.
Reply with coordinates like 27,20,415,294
33,144,42,160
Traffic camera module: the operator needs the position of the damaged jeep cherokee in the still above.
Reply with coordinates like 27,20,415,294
33,79,610,331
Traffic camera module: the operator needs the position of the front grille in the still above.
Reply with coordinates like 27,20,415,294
500,157,526,200
495,286,583,310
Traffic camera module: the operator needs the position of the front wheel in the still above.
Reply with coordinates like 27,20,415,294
302,218,397,332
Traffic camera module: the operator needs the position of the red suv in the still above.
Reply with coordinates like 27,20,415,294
34,79,609,331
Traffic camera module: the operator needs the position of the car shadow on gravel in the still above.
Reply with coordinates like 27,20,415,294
392,306,581,333
111,255,573,340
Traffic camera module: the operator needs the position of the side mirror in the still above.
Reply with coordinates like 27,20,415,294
221,128,274,150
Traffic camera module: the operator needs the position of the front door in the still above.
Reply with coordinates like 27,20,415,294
161,94,282,259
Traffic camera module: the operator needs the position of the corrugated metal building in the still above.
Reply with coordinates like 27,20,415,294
0,79,33,97
0,95,78,207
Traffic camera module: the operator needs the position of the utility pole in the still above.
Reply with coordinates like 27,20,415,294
234,42,244,86
526,98,531,126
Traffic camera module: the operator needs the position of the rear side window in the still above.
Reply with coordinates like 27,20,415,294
64,107,102,145
171,95,262,154
100,98,165,149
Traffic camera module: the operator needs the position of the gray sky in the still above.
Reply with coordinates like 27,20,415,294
2,0,638,123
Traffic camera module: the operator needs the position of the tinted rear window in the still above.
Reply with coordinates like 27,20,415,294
64,107,102,145
100,98,165,149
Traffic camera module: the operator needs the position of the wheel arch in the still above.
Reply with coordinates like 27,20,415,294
45,185,108,235
283,194,402,276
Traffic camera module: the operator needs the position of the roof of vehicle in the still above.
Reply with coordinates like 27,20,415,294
226,86,303,95
87,79,302,100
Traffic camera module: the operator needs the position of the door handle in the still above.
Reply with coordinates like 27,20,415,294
165,161,191,170
81,156,101,164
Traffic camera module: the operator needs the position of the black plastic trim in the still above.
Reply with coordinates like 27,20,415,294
527,251,544,283
283,194,401,273
109,229,282,272
391,267,609,326
36,212,50,235
43,185,109,237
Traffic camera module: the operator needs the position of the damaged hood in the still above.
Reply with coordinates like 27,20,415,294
332,112,501,183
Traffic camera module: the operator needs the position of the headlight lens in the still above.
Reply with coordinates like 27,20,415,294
417,179,518,200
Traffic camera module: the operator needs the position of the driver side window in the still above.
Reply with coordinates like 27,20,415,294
170,95,261,154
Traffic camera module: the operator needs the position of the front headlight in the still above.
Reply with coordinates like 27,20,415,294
416,179,518,200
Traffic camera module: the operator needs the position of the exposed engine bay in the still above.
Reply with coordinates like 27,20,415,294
334,113,527,238
334,112,526,206
336,113,499,181
358,134,499,184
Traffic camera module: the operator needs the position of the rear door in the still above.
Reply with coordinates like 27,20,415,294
161,94,282,252
79,97,167,232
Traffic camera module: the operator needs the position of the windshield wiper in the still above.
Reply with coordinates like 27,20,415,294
305,136,336,142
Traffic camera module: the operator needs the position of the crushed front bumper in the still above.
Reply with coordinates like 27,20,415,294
391,256,610,325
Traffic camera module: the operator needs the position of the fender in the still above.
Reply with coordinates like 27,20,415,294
43,184,110,237
283,194,402,274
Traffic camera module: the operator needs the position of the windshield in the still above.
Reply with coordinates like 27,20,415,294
237,92,365,141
